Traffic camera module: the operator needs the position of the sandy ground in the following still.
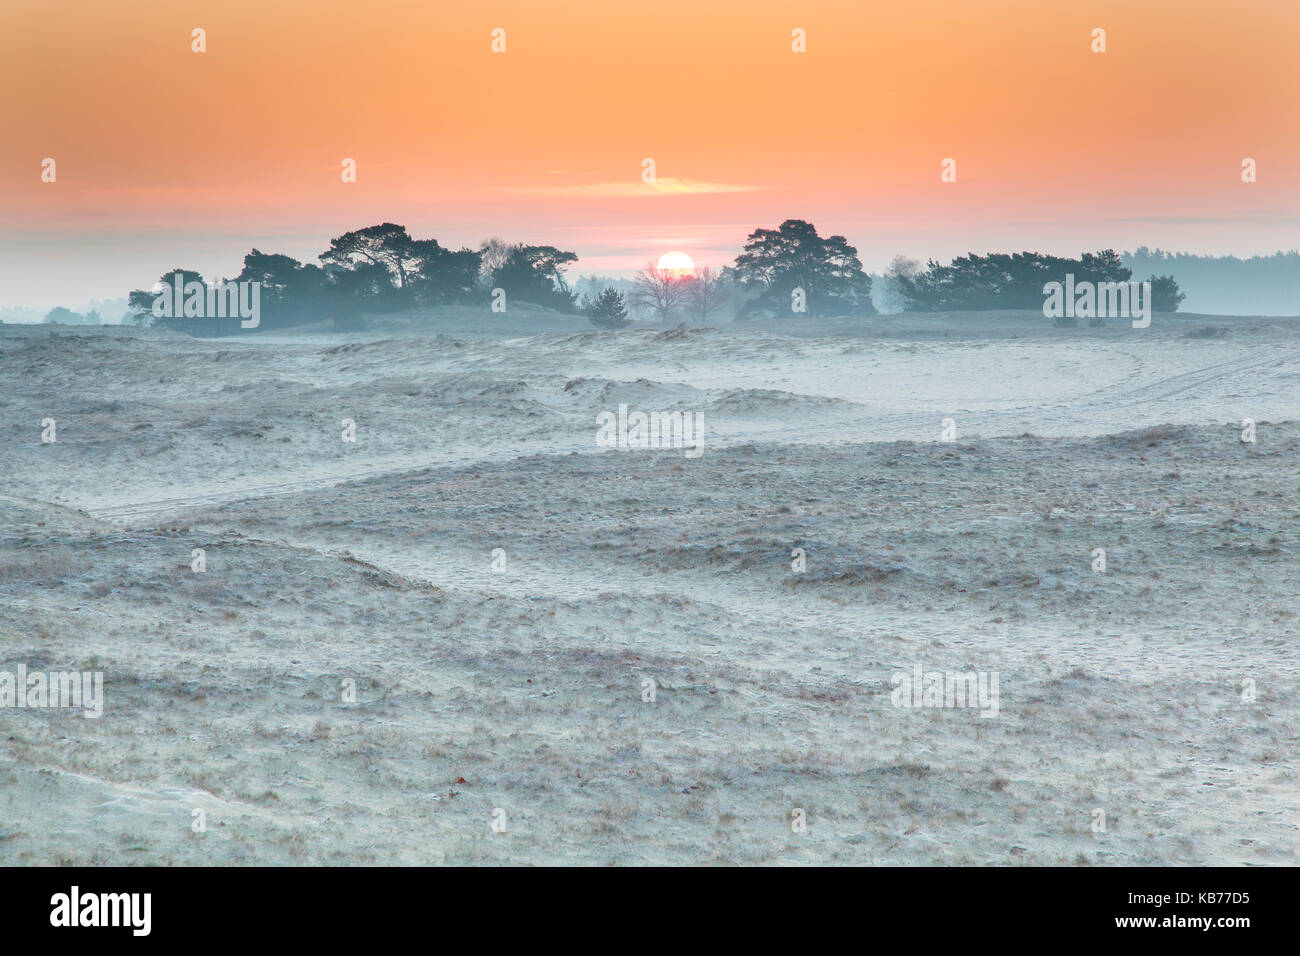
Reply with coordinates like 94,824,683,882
1,307,1298,865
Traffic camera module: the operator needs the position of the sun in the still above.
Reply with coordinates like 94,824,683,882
657,251,694,278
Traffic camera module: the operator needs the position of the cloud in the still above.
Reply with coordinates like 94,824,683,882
494,177,765,198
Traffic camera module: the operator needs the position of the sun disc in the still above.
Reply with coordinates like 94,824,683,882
657,251,694,278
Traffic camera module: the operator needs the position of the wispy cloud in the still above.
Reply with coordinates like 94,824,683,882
494,177,765,198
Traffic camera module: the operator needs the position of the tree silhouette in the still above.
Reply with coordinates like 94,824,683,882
126,268,205,327
734,219,873,317
633,261,687,323
490,244,579,311
320,223,420,289
684,267,727,324
582,287,630,329
890,249,1183,313
407,240,482,306
1149,274,1185,312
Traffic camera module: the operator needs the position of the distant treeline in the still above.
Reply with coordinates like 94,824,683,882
875,250,1184,314
122,220,1270,334
1121,248,1300,315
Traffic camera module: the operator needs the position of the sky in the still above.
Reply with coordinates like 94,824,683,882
2,0,1298,311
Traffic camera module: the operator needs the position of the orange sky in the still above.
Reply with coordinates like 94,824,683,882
2,0,1298,308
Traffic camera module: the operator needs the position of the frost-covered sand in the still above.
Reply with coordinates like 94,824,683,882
2,308,1298,865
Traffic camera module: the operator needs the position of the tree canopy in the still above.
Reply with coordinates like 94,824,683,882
889,250,1183,313
490,244,579,312
734,219,874,317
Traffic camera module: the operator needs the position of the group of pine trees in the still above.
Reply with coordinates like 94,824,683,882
127,224,580,333
126,219,1184,333
878,250,1184,313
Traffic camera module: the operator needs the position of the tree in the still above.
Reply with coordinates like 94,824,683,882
477,237,513,287
326,261,398,311
582,287,630,329
320,223,420,290
733,219,873,317
877,255,922,313
124,293,154,326
318,225,484,314
407,240,482,305
126,268,206,327
684,267,727,324
42,306,82,324
632,261,687,323
1149,274,1185,312
236,249,328,328
43,307,71,324
490,244,579,311
237,249,305,295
